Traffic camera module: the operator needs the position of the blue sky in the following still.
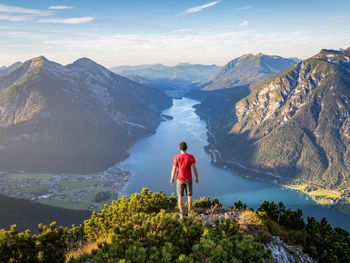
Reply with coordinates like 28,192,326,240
0,0,350,67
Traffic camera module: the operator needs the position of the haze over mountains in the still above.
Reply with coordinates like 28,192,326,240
0,56,171,173
111,63,221,83
112,63,221,98
197,47,350,192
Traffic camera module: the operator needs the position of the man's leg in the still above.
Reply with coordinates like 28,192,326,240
176,180,184,215
178,196,183,214
187,180,193,212
187,195,192,211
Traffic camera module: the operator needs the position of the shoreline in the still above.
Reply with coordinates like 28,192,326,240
194,106,350,216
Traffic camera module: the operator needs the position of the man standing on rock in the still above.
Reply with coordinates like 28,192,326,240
170,141,199,219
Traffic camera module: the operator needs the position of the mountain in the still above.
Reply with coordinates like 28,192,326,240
111,63,220,82
0,193,90,232
111,63,221,98
0,62,22,77
202,53,296,90
0,56,171,173
197,47,350,192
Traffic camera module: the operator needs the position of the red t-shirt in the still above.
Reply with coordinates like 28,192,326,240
173,153,196,182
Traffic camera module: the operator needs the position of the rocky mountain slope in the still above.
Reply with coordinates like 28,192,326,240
0,56,171,173
202,53,296,90
198,47,350,192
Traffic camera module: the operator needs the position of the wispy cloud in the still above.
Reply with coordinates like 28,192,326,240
0,3,93,24
49,6,73,10
172,28,194,33
177,0,222,17
239,21,249,27
3,29,350,67
237,6,252,11
37,16,95,24
0,3,51,16
0,14,32,22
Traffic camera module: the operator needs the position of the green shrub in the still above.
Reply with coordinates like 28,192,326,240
192,197,223,209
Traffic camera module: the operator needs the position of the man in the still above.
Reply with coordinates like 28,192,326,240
170,141,199,218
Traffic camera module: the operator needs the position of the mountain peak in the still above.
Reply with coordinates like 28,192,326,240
29,56,48,68
72,57,99,68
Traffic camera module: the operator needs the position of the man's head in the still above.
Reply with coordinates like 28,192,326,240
179,141,187,152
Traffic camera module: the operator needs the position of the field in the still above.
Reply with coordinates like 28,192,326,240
0,168,130,211
285,184,343,205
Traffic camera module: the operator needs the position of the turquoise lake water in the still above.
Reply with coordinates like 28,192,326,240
120,97,350,231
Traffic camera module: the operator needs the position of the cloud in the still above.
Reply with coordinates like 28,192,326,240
2,20,349,67
237,6,252,10
172,28,194,33
239,21,249,27
37,16,95,24
0,15,32,22
177,0,222,17
0,3,91,24
49,6,73,10
0,3,51,16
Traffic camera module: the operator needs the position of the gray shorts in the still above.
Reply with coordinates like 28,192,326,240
176,179,193,197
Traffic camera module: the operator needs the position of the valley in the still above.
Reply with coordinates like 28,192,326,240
0,168,130,211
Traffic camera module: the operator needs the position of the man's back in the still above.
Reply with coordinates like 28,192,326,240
173,153,196,182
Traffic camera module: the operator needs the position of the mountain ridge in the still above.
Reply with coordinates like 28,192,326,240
195,47,350,199
0,56,171,173
201,53,296,90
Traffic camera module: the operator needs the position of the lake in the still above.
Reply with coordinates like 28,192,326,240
120,97,350,231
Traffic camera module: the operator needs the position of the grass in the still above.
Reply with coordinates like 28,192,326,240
38,199,89,210
308,189,341,199
4,173,54,180
38,185,115,210
284,184,342,205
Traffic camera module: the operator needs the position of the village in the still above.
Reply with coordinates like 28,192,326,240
0,166,131,211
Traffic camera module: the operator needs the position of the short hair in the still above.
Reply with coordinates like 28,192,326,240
179,141,187,151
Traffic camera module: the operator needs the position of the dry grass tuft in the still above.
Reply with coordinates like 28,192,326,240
65,237,106,263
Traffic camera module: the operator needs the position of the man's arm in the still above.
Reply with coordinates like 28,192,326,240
170,166,177,185
192,163,199,183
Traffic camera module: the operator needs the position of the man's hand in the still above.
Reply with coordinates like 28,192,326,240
195,177,199,184
170,165,177,185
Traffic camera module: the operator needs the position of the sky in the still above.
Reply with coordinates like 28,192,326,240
0,0,350,67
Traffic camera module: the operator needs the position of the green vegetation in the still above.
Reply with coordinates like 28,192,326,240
1,189,349,263
0,172,120,210
258,201,350,263
0,193,90,232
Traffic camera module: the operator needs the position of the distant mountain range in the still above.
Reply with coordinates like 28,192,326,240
196,47,350,191
201,53,296,90
0,62,22,77
111,63,221,82
0,56,171,173
111,63,221,98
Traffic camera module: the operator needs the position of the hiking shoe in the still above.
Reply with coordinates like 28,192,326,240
179,213,184,220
